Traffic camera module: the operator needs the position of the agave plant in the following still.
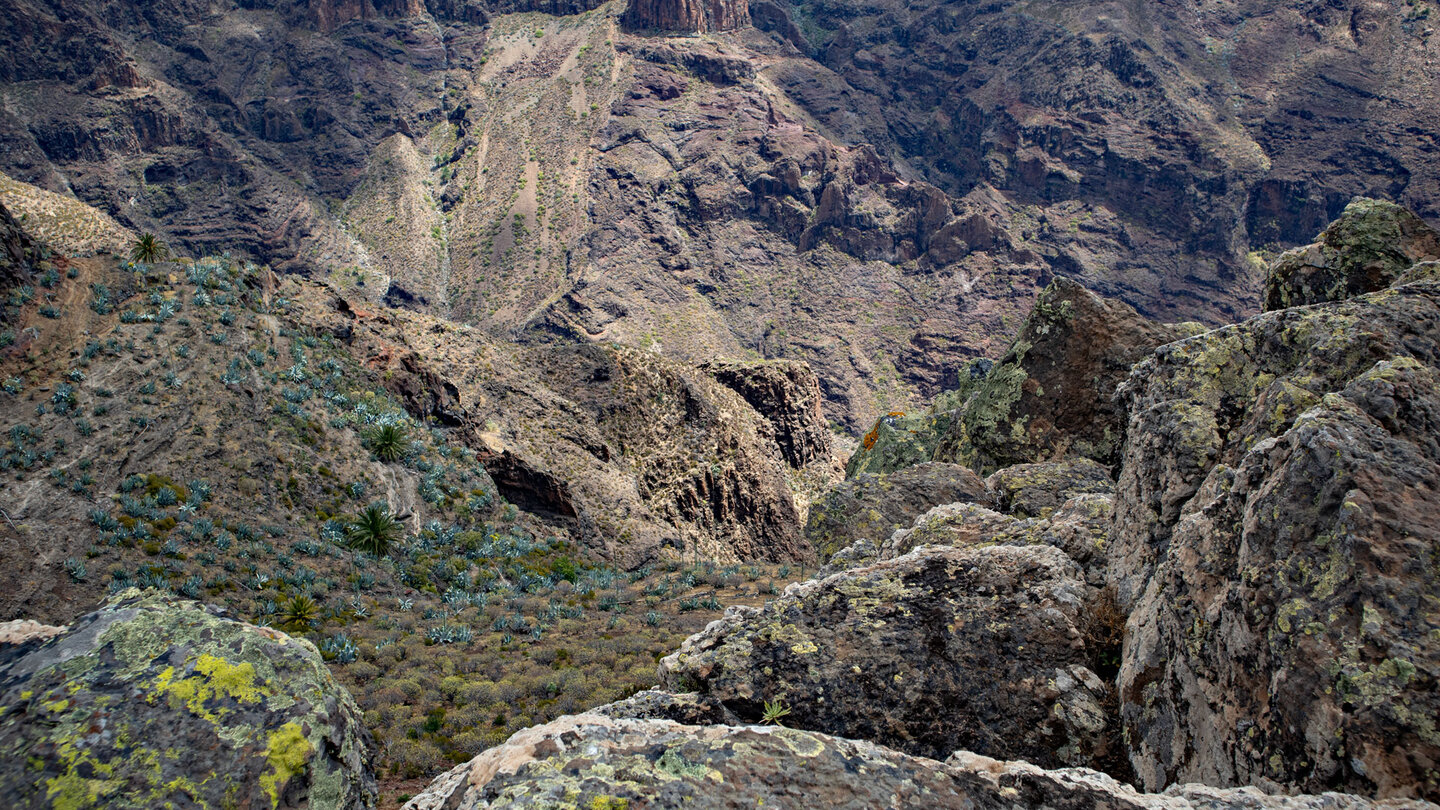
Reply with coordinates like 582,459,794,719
130,233,171,264
278,594,320,632
345,501,402,557
366,423,408,462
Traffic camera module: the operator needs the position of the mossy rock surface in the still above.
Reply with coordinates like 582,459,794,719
1114,266,1440,798
0,590,376,810
934,277,1191,475
1263,198,1440,312
656,544,1115,769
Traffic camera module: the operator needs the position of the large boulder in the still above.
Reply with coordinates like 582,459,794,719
657,544,1118,770
1112,270,1440,798
934,277,1197,475
986,457,1115,518
401,714,1438,810
0,590,376,809
886,495,1115,586
1262,198,1440,312
804,461,990,561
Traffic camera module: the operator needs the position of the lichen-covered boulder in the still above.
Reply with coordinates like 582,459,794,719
401,714,1439,810
1112,274,1440,799
885,494,1114,585
986,457,1115,518
0,590,376,809
804,461,989,561
1262,198,1440,312
657,544,1117,769
933,277,1196,474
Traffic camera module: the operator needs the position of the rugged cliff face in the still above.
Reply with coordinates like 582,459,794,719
622,0,749,33
5,0,1437,433
755,0,1440,321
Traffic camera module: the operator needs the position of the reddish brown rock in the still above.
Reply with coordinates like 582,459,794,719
622,0,750,33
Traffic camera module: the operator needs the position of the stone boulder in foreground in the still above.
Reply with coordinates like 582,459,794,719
0,590,375,809
657,544,1116,770
401,713,1438,810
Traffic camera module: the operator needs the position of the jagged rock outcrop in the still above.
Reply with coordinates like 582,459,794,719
0,590,376,809
934,277,1198,474
0,201,41,308
658,544,1118,769
1263,198,1440,311
401,713,1439,810
622,0,750,33
1112,247,1440,796
702,359,833,469
804,461,988,560
844,391,966,477
308,284,822,565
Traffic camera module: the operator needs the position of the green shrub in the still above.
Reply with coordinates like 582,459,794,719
345,502,402,556
366,424,408,462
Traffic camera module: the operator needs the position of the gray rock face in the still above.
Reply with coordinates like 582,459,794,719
804,461,989,561
657,544,1117,770
1263,199,1440,311
885,494,1114,586
401,714,1439,810
0,590,376,809
1112,278,1440,799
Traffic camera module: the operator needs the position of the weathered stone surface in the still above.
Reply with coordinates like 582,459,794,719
987,457,1115,519
1112,277,1440,799
0,618,64,646
401,714,1439,810
658,544,1116,769
934,277,1195,474
884,495,1114,586
1263,199,1440,312
805,461,989,561
591,688,740,726
0,590,376,809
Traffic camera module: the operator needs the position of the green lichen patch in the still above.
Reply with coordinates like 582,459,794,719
0,591,376,810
